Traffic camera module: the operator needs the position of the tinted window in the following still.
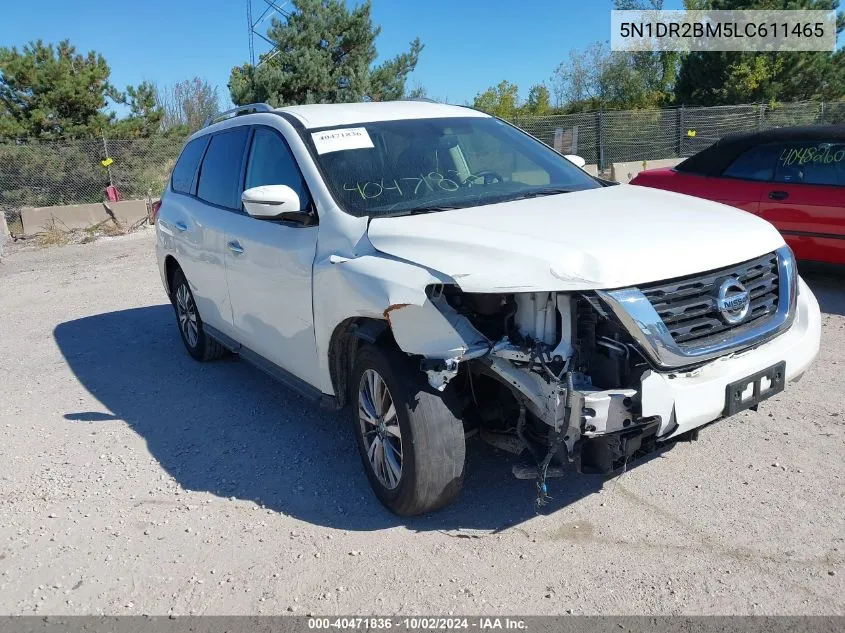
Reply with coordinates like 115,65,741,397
197,128,250,208
171,136,209,194
245,128,310,206
774,142,845,187
722,144,780,181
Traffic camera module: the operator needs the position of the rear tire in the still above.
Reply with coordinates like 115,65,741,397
351,344,465,516
170,268,227,362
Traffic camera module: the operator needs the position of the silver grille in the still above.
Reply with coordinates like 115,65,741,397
597,246,797,369
640,252,780,347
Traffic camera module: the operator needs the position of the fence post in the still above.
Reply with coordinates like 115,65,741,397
597,108,605,171
819,101,826,124
677,105,685,158
758,103,765,129
101,133,114,187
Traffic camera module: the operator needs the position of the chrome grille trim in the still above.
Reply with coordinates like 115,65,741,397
596,246,798,369
641,252,779,345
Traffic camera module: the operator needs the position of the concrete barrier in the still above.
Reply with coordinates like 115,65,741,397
583,164,599,177
20,199,149,236
1,212,9,241
611,158,684,184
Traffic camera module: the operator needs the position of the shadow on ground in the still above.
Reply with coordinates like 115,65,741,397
54,305,670,532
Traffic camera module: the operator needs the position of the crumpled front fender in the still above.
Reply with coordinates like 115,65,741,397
314,253,481,395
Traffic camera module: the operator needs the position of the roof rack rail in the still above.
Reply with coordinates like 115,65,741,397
204,103,274,128
401,97,438,103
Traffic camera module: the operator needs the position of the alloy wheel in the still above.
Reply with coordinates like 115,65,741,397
358,369,403,489
175,283,198,348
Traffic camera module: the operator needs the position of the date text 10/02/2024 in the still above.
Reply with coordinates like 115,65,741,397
307,617,528,630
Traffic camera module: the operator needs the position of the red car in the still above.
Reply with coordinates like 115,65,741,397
631,125,845,265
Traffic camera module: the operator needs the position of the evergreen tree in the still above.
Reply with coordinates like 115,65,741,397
112,81,164,138
674,0,844,105
0,40,119,139
229,0,423,106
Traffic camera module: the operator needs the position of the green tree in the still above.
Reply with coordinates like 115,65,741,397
0,40,119,139
229,0,423,106
111,81,164,138
553,41,662,110
472,80,520,118
551,0,678,111
524,83,552,115
674,0,845,105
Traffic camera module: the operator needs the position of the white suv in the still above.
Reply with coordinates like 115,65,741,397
156,100,821,515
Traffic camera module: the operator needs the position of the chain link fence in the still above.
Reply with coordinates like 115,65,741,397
0,136,184,235
513,100,845,169
2,100,843,236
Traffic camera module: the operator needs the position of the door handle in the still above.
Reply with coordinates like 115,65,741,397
768,190,789,201
174,221,188,232
227,240,244,254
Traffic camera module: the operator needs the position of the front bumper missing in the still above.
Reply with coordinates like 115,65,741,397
480,277,820,455
387,267,819,467
480,354,642,458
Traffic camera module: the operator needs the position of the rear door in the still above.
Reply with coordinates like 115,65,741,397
223,125,320,386
180,126,251,335
759,141,845,265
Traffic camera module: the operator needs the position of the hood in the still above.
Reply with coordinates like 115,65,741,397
366,184,785,293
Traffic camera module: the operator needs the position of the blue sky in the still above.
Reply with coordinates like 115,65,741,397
0,0,686,112
25,0,845,116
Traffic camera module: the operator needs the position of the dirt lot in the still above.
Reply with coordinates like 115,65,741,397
0,229,843,616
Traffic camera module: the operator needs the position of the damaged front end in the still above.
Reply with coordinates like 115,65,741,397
387,285,662,492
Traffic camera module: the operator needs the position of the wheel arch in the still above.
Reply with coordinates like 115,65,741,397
327,317,392,409
164,255,182,301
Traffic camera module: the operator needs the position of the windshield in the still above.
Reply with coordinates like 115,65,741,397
307,116,600,217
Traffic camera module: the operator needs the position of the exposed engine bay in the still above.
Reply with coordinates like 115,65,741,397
394,285,665,504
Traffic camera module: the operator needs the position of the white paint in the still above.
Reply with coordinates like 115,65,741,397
367,184,785,292
550,295,574,360
157,102,821,449
515,294,537,341
542,294,557,345
641,279,821,438
221,208,319,386
311,127,374,155
242,185,302,217
280,101,488,130
387,296,486,361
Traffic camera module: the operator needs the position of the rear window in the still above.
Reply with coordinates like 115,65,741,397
171,136,209,194
197,128,250,209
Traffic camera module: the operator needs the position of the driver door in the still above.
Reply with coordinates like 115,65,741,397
223,126,320,387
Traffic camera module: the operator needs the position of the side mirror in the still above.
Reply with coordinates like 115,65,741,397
564,154,587,169
242,185,302,219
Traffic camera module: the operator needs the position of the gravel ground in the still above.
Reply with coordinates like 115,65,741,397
0,229,843,616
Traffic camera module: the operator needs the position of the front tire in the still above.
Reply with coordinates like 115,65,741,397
170,268,227,362
351,344,465,516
